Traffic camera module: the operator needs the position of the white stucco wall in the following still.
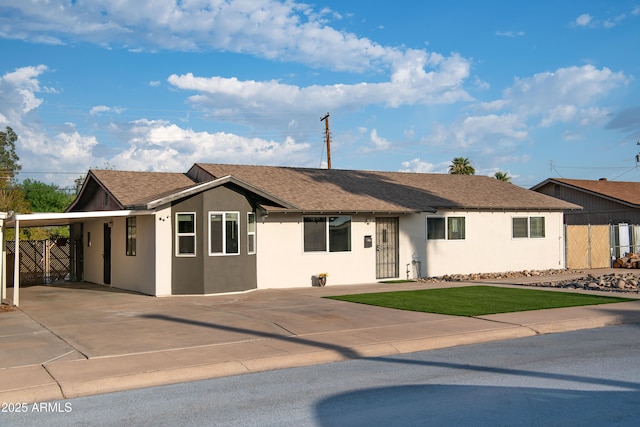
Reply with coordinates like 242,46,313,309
424,210,565,277
256,213,379,288
81,219,107,285
82,215,159,295
154,207,173,296
398,214,428,280
110,215,156,295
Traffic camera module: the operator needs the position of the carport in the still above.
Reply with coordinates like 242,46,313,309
1,210,152,306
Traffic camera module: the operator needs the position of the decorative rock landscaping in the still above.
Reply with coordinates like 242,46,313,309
419,269,640,294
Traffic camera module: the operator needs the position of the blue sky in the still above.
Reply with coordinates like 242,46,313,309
1,0,639,189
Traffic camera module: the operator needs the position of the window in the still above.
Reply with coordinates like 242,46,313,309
303,216,351,252
529,217,546,238
427,217,445,240
247,212,256,254
176,213,196,256
126,217,136,256
512,217,528,238
209,212,239,255
329,216,351,252
447,217,465,240
427,216,465,240
512,216,546,238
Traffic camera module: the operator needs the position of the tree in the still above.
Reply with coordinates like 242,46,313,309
494,171,512,182
0,126,21,182
18,179,74,240
0,184,30,214
0,126,27,214
448,157,476,175
22,179,74,212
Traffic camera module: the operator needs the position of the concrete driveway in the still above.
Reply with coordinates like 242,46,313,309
2,273,640,403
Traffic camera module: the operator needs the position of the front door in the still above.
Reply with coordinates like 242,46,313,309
103,223,111,285
376,217,399,279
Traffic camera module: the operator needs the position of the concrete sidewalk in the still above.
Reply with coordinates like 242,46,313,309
1,271,640,403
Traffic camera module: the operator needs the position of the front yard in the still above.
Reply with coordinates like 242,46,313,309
326,286,635,317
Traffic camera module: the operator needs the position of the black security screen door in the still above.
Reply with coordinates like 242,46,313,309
376,217,399,279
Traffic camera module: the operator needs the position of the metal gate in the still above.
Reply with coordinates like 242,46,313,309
565,225,610,269
565,224,640,269
376,217,399,279
5,239,72,286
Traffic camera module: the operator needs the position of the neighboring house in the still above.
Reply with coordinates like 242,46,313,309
531,178,640,225
54,164,578,296
532,178,640,264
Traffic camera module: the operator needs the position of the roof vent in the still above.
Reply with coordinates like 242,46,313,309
598,178,607,181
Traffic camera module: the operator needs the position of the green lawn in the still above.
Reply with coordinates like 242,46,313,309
326,286,634,317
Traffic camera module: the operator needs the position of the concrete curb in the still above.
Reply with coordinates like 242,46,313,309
0,325,539,402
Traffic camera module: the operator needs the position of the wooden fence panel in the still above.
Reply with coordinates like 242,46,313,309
5,239,71,286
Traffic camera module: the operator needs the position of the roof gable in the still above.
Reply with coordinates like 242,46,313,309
145,175,297,210
68,170,196,212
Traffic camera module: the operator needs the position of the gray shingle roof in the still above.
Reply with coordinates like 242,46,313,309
189,163,580,212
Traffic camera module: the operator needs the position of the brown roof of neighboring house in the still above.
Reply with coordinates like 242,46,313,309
188,163,580,212
535,178,640,207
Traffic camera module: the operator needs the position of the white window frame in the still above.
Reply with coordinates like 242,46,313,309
247,212,256,255
176,212,196,257
208,211,240,256
512,216,546,239
303,215,352,253
426,216,466,240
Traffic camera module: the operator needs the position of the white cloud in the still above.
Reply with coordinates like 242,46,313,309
0,0,426,75
502,65,629,124
167,50,472,121
575,14,593,27
573,9,637,29
12,124,100,186
110,119,313,172
0,86,124,181
0,65,314,186
495,31,525,37
423,114,528,149
540,105,577,127
399,158,446,173
89,105,125,115
361,129,391,152
0,65,48,120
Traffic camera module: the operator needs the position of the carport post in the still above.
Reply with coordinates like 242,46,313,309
13,218,19,306
0,215,5,303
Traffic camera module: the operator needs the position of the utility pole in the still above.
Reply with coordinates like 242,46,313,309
320,112,331,169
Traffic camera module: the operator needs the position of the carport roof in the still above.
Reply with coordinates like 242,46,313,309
4,210,154,228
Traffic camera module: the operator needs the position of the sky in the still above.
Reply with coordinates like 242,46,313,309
1,0,639,191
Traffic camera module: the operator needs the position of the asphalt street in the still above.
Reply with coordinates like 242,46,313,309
3,323,639,426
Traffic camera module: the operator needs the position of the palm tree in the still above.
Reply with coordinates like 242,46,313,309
494,171,512,182
448,157,475,175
